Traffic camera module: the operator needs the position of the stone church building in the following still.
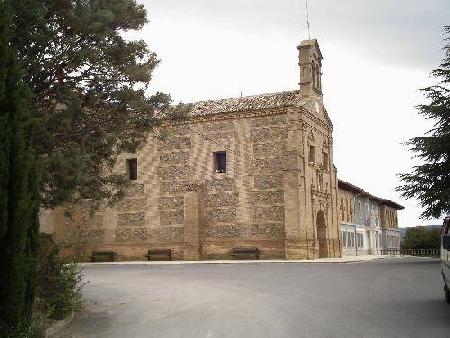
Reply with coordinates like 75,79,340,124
41,39,343,261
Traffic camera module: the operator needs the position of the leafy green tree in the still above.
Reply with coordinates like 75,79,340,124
0,0,41,333
401,226,441,250
397,26,450,219
11,0,178,207
1,0,180,331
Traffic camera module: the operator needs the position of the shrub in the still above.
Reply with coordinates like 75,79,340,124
35,234,86,321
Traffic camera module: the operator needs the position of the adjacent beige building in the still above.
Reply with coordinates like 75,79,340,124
338,180,403,256
41,39,345,261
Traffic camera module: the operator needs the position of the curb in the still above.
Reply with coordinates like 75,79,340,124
79,255,393,267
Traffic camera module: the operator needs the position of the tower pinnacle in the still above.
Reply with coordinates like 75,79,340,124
298,39,323,97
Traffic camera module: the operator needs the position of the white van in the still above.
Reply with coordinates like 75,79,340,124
442,215,450,304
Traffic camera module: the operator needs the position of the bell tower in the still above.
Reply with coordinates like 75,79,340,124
297,39,323,97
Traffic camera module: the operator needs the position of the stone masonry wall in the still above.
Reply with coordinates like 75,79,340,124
47,106,339,261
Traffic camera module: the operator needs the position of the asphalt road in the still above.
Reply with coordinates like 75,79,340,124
57,258,450,338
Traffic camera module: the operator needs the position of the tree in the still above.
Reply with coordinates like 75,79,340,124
397,26,450,219
1,1,180,332
401,226,441,250
0,0,41,333
11,0,178,208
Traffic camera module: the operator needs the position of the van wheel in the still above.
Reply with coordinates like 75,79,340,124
445,286,450,304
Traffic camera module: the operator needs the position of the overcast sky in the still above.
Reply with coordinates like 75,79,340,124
133,0,449,227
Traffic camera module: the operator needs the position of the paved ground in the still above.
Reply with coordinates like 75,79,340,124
57,258,450,338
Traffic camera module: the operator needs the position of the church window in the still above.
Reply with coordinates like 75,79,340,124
312,65,316,87
315,66,320,89
127,158,138,181
317,171,323,191
308,145,315,163
317,67,322,90
213,151,226,173
322,151,329,170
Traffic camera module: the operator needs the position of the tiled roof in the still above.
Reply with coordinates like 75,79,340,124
189,90,304,116
380,199,404,211
338,180,404,210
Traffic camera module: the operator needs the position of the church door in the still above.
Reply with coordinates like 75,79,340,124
316,210,328,258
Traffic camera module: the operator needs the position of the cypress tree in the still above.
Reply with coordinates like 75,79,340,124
0,0,41,334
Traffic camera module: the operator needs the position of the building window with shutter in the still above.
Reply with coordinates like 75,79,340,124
127,158,138,181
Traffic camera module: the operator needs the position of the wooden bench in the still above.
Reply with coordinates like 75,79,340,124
91,250,116,262
147,249,172,261
231,247,260,260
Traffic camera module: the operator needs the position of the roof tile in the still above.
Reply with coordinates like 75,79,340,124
189,90,303,116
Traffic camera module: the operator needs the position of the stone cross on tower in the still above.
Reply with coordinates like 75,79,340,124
298,39,323,97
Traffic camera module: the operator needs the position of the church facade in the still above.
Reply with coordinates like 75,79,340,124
41,39,343,261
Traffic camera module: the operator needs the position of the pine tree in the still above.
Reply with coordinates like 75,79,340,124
397,26,450,219
10,0,178,208
0,0,41,333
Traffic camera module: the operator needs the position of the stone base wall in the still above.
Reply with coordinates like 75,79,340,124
55,238,342,261
56,240,286,261
57,242,185,262
200,239,285,260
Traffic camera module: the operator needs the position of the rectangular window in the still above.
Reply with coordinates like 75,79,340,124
322,151,329,169
318,172,323,191
309,145,315,163
127,158,137,180
213,151,226,173
356,233,363,248
343,231,347,248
